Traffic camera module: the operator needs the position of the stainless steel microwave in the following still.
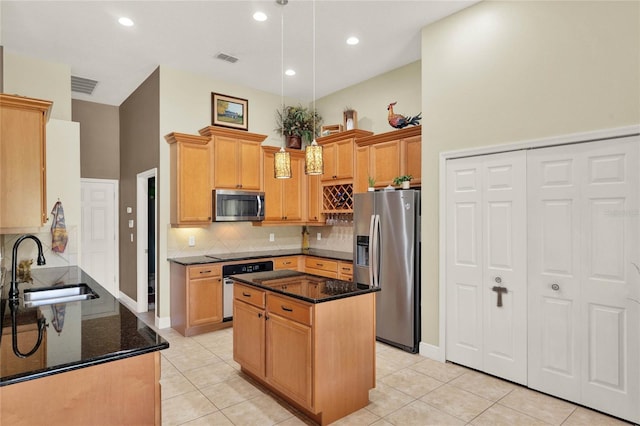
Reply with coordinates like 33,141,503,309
212,190,265,222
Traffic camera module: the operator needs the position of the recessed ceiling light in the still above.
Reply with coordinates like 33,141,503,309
118,17,134,27
253,12,267,22
346,36,359,46
285,69,296,76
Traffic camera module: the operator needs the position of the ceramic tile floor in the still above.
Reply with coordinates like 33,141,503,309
137,312,631,426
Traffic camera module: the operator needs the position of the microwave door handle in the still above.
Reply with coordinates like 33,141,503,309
257,195,262,217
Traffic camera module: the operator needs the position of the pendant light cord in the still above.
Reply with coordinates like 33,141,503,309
312,0,316,142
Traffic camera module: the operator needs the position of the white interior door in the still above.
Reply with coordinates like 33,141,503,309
528,137,639,423
446,151,527,384
81,179,118,296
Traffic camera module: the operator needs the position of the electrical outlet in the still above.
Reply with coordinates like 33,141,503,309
317,232,322,241
188,236,195,247
269,233,275,242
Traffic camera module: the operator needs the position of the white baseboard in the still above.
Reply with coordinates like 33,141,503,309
118,292,139,313
419,341,445,362
156,316,171,329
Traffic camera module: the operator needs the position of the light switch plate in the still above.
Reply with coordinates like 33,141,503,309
269,233,275,242
128,219,134,228
317,233,321,241
188,236,195,247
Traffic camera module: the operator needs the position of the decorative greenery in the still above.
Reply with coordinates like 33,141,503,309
275,105,323,143
393,175,413,185
368,176,376,187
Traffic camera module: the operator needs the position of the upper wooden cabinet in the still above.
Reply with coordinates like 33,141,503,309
316,130,372,182
354,126,421,193
199,126,266,191
165,132,211,226
262,147,305,224
306,174,323,224
0,94,52,231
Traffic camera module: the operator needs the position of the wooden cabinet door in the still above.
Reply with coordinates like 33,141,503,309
306,174,322,222
0,95,51,229
335,139,354,179
178,142,212,223
188,276,222,326
263,151,284,221
282,155,304,221
321,143,337,181
238,140,261,190
354,145,370,193
233,301,266,378
266,313,313,409
403,135,421,185
212,136,239,189
370,140,401,188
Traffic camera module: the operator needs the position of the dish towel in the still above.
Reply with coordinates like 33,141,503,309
50,200,68,253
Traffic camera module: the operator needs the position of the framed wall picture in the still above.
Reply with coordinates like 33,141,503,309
211,93,248,130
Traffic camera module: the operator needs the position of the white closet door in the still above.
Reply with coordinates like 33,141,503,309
482,152,527,383
446,156,484,370
528,137,639,423
446,151,527,384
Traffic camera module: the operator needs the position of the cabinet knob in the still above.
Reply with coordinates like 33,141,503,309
258,313,262,318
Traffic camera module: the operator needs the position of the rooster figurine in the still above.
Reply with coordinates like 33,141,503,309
387,102,422,129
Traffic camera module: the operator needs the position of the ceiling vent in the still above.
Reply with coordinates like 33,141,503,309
215,52,239,64
71,75,98,95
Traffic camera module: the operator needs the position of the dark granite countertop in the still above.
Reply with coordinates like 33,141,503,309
231,270,379,304
168,248,353,266
0,266,168,387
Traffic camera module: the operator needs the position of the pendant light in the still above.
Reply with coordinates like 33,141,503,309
274,0,292,179
304,0,323,175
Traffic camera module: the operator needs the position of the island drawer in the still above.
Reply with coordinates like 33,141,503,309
304,257,337,273
267,294,312,326
274,256,299,270
189,264,221,279
338,262,353,275
234,283,266,308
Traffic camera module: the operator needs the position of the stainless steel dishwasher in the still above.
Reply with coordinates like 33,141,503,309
221,260,273,321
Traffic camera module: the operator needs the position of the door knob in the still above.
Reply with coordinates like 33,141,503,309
551,283,560,291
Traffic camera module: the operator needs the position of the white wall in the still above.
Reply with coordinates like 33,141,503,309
316,61,421,135
420,0,640,347
3,52,72,121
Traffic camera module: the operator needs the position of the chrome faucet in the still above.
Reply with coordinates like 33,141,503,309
9,234,46,301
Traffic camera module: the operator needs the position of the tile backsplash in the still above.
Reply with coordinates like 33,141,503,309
1,226,78,272
167,223,352,258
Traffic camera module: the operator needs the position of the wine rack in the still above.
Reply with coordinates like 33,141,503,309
322,184,353,212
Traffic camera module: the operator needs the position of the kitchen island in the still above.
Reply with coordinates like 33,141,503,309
0,266,168,425
232,270,379,426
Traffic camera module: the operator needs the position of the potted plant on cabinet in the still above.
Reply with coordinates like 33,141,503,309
368,176,376,192
393,175,413,189
276,105,323,149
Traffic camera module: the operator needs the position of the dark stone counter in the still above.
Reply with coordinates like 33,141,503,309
0,266,168,386
168,248,353,266
231,270,379,304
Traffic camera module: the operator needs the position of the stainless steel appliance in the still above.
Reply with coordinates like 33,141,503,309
222,260,273,321
354,189,420,353
212,189,265,222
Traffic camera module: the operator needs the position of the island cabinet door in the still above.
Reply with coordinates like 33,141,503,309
266,313,313,410
233,300,266,378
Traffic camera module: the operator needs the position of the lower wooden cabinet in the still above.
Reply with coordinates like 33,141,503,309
273,256,300,271
304,256,338,278
170,263,223,336
337,261,353,282
2,352,161,425
233,282,376,425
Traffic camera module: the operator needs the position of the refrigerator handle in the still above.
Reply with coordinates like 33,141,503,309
372,214,381,288
368,214,376,287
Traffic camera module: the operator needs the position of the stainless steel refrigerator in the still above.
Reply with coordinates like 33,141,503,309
353,189,420,353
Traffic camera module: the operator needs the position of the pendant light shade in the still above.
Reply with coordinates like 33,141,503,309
305,140,323,175
304,0,323,176
274,147,291,179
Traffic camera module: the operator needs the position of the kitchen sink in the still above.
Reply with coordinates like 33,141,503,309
22,283,99,307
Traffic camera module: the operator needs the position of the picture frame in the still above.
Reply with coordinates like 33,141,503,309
211,92,248,131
